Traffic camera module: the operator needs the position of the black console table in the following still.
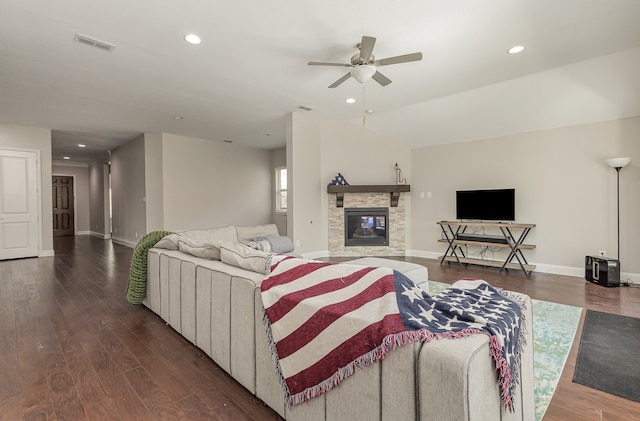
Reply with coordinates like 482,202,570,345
437,221,536,276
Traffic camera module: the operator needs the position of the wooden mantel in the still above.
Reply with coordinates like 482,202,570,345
327,184,411,207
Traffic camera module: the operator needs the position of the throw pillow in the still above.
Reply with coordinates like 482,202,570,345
253,235,294,253
236,224,279,245
177,237,224,260
220,241,273,274
154,233,180,250
181,225,238,244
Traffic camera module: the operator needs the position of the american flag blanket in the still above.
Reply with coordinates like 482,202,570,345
261,256,527,411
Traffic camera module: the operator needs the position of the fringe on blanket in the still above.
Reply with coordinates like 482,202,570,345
263,308,520,410
262,281,528,412
494,288,529,411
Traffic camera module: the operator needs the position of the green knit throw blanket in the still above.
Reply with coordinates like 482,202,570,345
126,230,173,304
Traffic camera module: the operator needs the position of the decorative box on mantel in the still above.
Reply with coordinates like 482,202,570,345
327,184,411,207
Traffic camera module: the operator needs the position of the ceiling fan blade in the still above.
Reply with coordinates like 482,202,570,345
372,71,392,86
308,61,351,67
359,36,376,61
377,52,423,66
328,73,351,88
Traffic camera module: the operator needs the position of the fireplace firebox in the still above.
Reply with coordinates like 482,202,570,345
344,207,389,246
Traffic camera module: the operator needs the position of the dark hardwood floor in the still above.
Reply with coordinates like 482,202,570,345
0,236,638,420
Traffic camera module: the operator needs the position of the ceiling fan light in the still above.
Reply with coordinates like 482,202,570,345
350,65,377,84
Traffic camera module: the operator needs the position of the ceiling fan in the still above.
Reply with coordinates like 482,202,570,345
308,36,422,88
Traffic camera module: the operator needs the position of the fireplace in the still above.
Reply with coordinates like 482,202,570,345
328,190,405,256
344,207,389,246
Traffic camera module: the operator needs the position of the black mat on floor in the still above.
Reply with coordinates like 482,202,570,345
573,310,640,402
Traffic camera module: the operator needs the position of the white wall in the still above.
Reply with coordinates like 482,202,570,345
287,113,322,253
144,132,164,232
410,117,640,277
288,113,412,256
101,132,273,246
161,134,273,231
52,164,90,234
111,135,147,246
271,147,287,236
88,155,111,238
0,123,54,256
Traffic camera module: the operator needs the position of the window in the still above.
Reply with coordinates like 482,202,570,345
275,167,287,212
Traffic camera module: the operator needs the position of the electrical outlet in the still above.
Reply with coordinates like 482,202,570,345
598,250,606,257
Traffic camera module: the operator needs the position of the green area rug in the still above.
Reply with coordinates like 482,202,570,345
426,281,581,421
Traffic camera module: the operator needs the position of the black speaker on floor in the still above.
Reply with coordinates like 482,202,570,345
585,256,620,287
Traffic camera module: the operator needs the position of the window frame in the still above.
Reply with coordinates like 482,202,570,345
275,167,287,213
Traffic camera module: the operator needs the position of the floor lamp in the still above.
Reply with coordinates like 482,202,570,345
605,157,631,260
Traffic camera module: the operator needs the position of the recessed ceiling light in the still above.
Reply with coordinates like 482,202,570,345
173,115,184,120
78,144,86,148
507,45,525,54
366,109,375,114
346,98,356,104
63,156,71,160
184,34,202,45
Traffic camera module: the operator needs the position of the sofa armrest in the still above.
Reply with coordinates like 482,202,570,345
417,292,534,421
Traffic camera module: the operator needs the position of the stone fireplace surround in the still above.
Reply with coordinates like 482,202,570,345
328,191,407,257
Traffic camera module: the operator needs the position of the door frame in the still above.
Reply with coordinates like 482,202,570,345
52,172,77,236
0,147,43,258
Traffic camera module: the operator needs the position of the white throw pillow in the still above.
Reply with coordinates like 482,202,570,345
220,241,273,274
177,237,224,260
181,225,238,244
236,224,279,245
154,233,180,250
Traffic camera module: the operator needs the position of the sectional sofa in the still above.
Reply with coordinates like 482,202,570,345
141,224,534,421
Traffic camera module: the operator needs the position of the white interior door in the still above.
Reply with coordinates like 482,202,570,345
0,150,39,260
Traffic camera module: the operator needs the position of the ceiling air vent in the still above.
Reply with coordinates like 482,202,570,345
74,33,116,52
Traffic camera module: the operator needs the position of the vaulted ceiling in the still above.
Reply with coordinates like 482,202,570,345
1,0,639,164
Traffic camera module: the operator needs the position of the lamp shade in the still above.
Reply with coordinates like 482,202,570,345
350,65,377,84
606,157,631,169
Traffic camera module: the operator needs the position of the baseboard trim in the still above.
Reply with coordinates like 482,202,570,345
90,231,112,240
406,250,441,260
40,249,55,257
406,249,640,283
111,237,136,248
301,250,329,260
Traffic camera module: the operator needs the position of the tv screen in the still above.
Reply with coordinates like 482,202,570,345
456,189,515,221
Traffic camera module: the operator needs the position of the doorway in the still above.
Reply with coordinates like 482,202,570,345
0,149,39,259
52,175,74,236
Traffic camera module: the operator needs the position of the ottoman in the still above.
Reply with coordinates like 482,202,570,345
344,257,429,289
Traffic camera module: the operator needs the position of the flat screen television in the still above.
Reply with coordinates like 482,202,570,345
456,189,515,221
